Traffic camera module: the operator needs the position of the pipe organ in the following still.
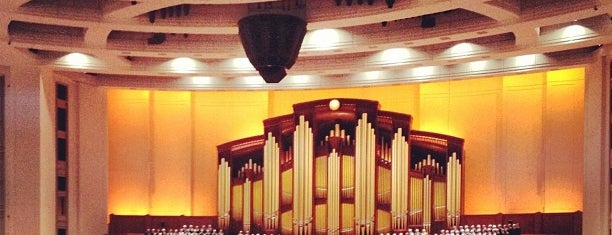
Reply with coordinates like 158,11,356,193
218,99,464,235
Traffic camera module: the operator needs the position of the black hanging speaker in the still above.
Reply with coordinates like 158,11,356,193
238,14,307,83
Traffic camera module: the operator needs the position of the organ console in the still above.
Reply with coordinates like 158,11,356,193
217,99,464,235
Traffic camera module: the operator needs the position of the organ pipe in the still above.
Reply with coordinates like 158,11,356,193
447,152,461,227
264,132,280,231
328,149,340,235
355,113,375,235
391,128,409,231
218,158,231,229
244,178,252,232
423,175,432,231
293,116,313,235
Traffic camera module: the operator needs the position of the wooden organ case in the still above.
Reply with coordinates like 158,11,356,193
217,99,464,235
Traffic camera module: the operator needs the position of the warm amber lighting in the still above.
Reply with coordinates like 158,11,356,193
108,68,584,218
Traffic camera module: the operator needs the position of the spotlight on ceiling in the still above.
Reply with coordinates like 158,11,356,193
238,14,307,83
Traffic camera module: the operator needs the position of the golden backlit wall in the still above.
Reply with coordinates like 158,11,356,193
419,68,584,214
108,90,268,216
108,67,584,216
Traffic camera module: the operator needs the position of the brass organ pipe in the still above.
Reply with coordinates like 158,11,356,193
264,136,269,230
355,117,362,233
447,154,452,227
411,177,414,226
264,133,280,230
217,159,231,229
391,132,397,230
218,160,223,228
293,118,300,234
307,122,313,235
328,150,339,235
417,177,420,225
274,137,279,230
424,175,431,230
244,178,251,232
402,130,408,230
218,161,222,227
368,122,375,235
451,155,455,226
455,154,461,227
225,161,230,227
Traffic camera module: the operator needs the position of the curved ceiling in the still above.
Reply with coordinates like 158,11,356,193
1,0,611,89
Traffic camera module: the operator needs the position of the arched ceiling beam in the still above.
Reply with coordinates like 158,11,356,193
104,1,186,20
83,27,112,48
512,25,540,47
104,0,280,19
454,0,519,22
6,0,30,11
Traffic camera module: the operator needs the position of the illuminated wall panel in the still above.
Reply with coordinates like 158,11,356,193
150,91,192,215
543,68,584,212
419,82,451,135
501,73,545,213
420,78,501,214
107,90,151,215
419,68,585,214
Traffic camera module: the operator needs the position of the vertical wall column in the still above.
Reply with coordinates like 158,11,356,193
446,153,461,227
293,116,313,235
355,113,376,235
391,128,409,231
218,158,231,230
263,133,280,232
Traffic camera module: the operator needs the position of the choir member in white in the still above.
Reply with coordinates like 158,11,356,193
431,223,521,235
379,228,429,235
144,224,223,235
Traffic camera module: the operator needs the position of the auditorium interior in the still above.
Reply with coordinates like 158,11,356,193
0,0,611,234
